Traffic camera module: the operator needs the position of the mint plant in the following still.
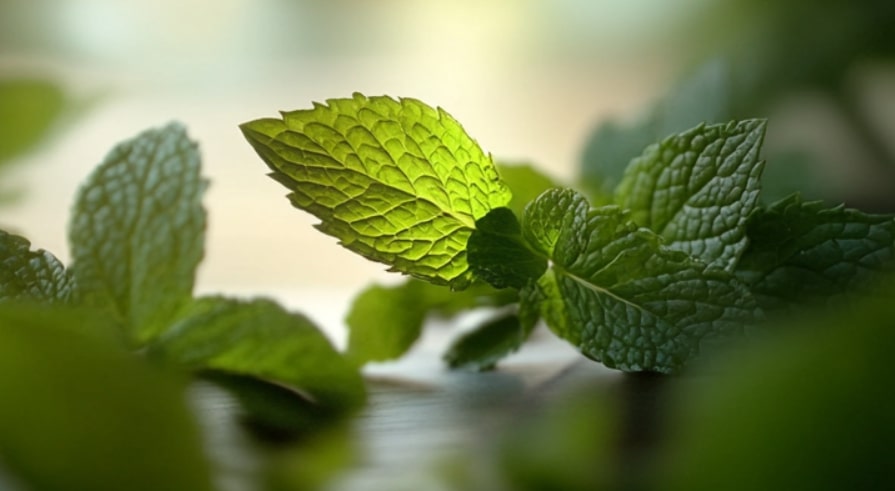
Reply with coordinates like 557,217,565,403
0,123,365,412
242,93,895,373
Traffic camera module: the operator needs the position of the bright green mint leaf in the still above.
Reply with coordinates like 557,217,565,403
616,120,766,271
0,78,66,164
150,297,365,411
467,207,547,289
735,194,895,312
346,278,514,364
496,162,558,217
443,312,531,371
0,305,213,491
68,123,206,344
240,93,512,288
0,230,75,303
521,188,760,373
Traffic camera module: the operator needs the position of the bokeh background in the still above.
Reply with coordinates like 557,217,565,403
2,0,894,309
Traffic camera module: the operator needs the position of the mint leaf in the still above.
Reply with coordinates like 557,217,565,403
241,93,512,288
521,188,759,373
443,312,531,371
69,123,206,344
467,208,547,289
616,120,766,271
0,230,75,303
346,278,513,364
150,297,365,411
735,194,895,312
0,305,213,491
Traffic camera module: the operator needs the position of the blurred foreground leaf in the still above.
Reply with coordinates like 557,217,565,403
660,279,895,491
0,305,213,491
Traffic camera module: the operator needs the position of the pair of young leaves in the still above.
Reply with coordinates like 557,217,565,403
0,124,365,411
242,93,895,373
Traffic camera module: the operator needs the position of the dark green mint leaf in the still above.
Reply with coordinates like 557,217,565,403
443,312,531,371
0,305,213,491
149,296,365,412
241,93,512,288
735,194,895,312
0,230,74,303
616,120,766,271
467,207,547,289
69,123,206,344
522,188,759,373
346,278,514,364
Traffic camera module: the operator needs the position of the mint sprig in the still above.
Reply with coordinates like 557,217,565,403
244,94,895,373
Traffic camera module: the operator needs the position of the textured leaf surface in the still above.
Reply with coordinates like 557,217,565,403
241,93,511,287
150,297,365,411
521,188,759,372
346,279,513,364
69,123,206,344
467,207,547,289
443,312,531,371
735,194,895,312
0,230,74,303
615,120,766,271
0,305,213,491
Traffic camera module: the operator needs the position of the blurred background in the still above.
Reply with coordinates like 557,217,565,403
1,0,894,309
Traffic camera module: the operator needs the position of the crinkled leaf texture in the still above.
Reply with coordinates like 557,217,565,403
150,297,365,412
241,93,511,288
0,230,75,303
735,194,895,312
346,278,513,364
521,188,760,373
616,119,766,271
68,122,206,344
